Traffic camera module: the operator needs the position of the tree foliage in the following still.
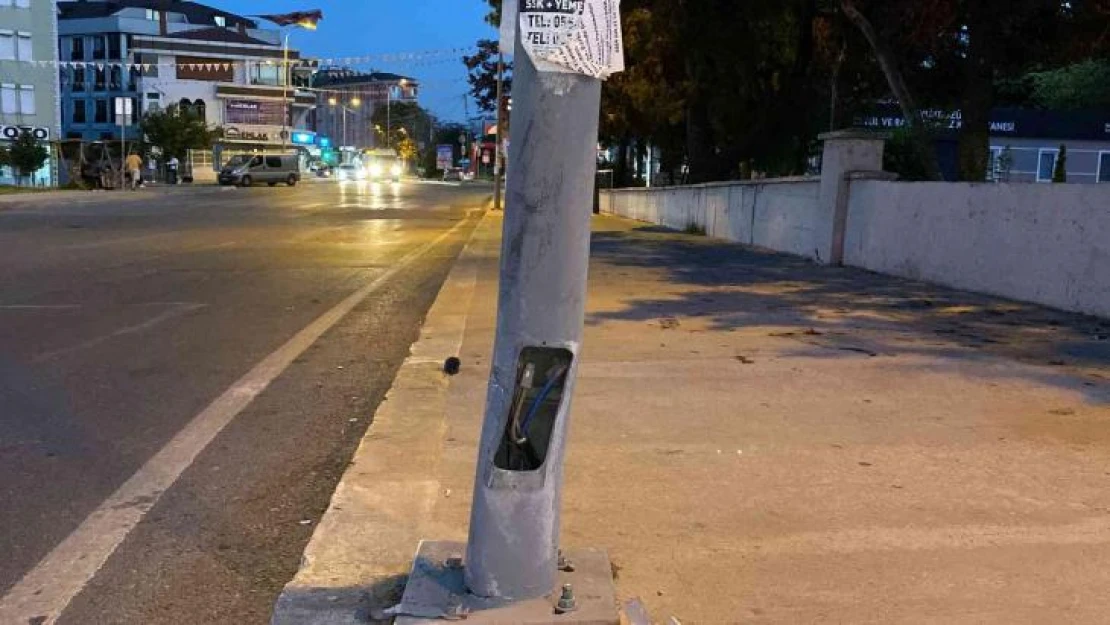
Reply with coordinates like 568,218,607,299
474,0,1108,185
140,105,215,160
463,39,512,114
371,101,435,153
9,131,50,184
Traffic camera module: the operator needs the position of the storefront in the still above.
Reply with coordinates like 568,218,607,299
0,125,54,187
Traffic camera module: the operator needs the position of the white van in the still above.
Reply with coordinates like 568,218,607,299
218,154,302,187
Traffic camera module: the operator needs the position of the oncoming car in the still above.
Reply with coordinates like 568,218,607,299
363,149,403,182
336,164,366,181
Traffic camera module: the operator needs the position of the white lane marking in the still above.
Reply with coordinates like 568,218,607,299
31,303,207,363
0,215,474,625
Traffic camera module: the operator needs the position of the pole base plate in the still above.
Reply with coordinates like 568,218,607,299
393,540,619,624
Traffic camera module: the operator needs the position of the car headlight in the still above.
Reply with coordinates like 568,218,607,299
390,164,402,176
369,164,384,177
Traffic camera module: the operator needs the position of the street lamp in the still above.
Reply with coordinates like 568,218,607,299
328,96,360,157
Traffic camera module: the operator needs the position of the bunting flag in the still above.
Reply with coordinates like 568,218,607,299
256,9,323,30
32,45,477,73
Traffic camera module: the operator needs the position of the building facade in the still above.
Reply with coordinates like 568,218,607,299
310,69,418,152
57,0,316,179
1,0,62,186
858,107,1110,183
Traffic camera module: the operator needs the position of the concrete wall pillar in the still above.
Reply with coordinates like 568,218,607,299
817,130,886,265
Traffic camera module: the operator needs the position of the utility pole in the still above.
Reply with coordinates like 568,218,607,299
393,2,622,620
463,7,603,602
492,51,506,210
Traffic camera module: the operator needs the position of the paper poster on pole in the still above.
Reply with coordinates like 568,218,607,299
519,0,624,79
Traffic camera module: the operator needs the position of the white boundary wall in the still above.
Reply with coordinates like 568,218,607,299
602,178,823,259
844,180,1110,318
600,175,1110,318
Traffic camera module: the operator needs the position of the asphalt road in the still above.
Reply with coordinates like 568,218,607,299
0,180,488,624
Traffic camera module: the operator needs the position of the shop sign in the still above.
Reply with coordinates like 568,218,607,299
1,125,50,141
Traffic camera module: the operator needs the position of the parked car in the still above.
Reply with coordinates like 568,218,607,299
443,167,466,182
219,154,301,187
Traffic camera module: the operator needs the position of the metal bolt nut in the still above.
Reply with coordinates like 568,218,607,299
555,583,577,614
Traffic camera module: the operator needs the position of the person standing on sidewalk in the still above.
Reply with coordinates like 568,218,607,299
125,152,143,191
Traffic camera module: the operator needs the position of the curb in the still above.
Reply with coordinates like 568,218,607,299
271,210,494,625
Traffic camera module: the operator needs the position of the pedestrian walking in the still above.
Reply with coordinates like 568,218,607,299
147,156,157,186
125,152,143,191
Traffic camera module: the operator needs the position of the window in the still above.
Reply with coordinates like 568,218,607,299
92,36,105,60
146,9,161,21
214,16,226,27
16,32,31,61
108,34,121,60
18,85,34,114
71,37,84,61
0,32,13,61
1,84,16,114
95,99,108,123
72,99,87,124
73,66,86,91
250,62,283,86
1037,149,1058,182
265,156,283,168
94,67,106,91
109,66,122,90
1099,152,1110,183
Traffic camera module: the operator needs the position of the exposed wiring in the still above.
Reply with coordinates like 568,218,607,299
515,363,569,444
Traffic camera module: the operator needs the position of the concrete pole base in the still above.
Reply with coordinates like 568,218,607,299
392,540,619,624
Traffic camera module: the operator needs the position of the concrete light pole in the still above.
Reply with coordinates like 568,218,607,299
492,51,506,210
463,7,603,603
394,2,620,620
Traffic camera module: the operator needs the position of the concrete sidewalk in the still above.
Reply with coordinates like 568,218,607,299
275,213,1110,624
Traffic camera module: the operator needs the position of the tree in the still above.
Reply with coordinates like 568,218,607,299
463,39,512,114
1052,144,1067,183
371,101,434,153
140,104,215,160
1028,59,1110,110
9,131,50,186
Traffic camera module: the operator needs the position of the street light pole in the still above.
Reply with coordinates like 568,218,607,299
492,51,505,210
463,4,604,601
281,31,290,151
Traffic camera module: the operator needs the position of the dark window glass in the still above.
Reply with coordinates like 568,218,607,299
94,67,106,91
1099,153,1110,183
94,99,108,123
92,36,105,60
73,67,86,91
265,156,283,168
1038,151,1057,181
108,35,121,60
109,67,122,90
72,99,86,123
70,37,84,61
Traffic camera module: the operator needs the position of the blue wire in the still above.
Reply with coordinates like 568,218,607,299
519,366,567,439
